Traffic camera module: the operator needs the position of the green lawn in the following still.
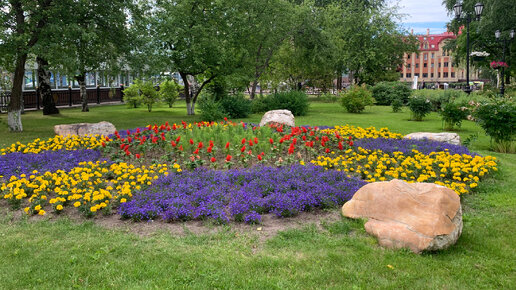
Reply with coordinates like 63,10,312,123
0,101,515,288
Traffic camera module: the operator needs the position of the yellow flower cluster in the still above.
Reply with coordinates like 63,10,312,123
311,147,497,195
1,161,181,216
321,125,403,139
0,135,105,155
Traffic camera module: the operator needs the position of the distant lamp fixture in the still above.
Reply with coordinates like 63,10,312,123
474,2,484,20
511,29,515,39
453,3,462,19
495,30,501,39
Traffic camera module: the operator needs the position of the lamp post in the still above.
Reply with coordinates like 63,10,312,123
495,29,514,96
454,2,484,94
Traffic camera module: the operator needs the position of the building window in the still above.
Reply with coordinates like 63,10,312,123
444,62,449,67
400,73,404,78
439,63,441,68
431,53,434,59
416,63,419,68
406,73,411,78
407,64,411,69
431,44,435,48
431,63,434,68
442,50,446,56
424,54,428,60
443,72,449,78
415,73,420,77
451,72,455,78
423,73,428,78
407,54,411,59
431,73,434,78
438,72,441,78
416,54,419,59
424,63,427,68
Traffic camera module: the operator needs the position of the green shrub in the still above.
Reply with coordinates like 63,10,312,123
439,102,469,130
371,81,411,105
137,80,160,112
339,85,374,113
391,98,403,113
474,98,516,153
410,89,465,111
408,94,433,121
250,91,309,116
198,95,226,121
123,83,142,108
219,93,251,118
159,79,182,108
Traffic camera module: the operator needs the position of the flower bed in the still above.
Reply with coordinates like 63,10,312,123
0,119,498,222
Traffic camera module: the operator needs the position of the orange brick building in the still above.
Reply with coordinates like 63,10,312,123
399,29,479,86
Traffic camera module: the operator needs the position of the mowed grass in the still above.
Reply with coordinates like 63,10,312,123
0,100,515,288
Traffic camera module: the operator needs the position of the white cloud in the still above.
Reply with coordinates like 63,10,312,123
394,0,452,23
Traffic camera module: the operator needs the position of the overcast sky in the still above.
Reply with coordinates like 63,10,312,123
393,0,453,34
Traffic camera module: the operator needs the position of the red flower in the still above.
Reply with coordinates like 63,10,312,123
349,141,354,146
193,148,199,154
249,140,254,147
135,153,141,159
225,142,230,149
349,136,352,140
125,150,131,156
241,138,246,145
210,157,216,163
120,144,125,149
224,117,228,122
241,145,246,153
288,143,295,155
325,148,330,153
338,142,343,150
302,136,306,141
198,142,204,149
105,136,110,141
207,146,213,153
171,141,177,147
172,124,177,130
226,155,232,162
101,142,106,147
176,136,181,143
179,145,183,151
189,138,194,145
269,138,274,144
257,155,262,161
254,137,258,144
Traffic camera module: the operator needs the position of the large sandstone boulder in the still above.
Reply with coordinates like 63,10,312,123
342,179,462,253
54,121,116,137
259,110,295,127
404,132,461,145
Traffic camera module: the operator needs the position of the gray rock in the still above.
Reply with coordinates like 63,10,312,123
259,110,295,127
404,132,461,145
54,121,116,137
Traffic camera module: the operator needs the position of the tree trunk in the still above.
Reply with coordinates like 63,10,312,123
180,72,193,115
7,53,27,132
76,74,88,112
37,57,59,115
250,80,258,99
336,71,342,91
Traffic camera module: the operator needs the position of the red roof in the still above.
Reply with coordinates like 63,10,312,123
416,31,456,51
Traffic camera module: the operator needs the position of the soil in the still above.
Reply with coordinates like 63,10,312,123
0,200,344,242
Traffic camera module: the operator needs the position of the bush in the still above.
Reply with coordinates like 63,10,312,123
391,98,403,113
250,91,309,116
407,94,433,121
123,83,142,108
371,81,411,105
159,79,182,108
439,102,469,130
137,80,160,112
474,98,516,153
339,85,374,113
219,93,251,118
198,95,226,121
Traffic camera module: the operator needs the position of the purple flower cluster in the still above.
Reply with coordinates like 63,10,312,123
353,138,477,156
119,165,366,224
0,149,104,178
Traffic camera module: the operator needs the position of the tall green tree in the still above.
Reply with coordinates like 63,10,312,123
0,0,55,132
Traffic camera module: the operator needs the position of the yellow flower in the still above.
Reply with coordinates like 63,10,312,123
35,205,41,211
56,204,63,211
90,206,97,213
38,210,46,215
74,201,81,207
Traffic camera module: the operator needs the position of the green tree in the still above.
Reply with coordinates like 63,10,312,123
159,79,182,108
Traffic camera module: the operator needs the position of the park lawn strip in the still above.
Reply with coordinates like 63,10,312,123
0,101,514,288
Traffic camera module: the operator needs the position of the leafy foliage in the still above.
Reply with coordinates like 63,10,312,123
123,80,159,112
123,83,142,109
198,96,226,121
219,94,252,119
439,102,470,130
250,91,309,116
339,85,374,113
407,94,433,121
371,82,411,105
474,98,516,152
159,79,182,108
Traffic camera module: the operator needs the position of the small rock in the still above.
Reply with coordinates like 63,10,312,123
259,110,295,127
404,132,461,145
54,121,116,137
342,179,462,253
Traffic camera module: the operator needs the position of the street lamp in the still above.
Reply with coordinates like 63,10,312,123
494,29,515,96
454,2,483,94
